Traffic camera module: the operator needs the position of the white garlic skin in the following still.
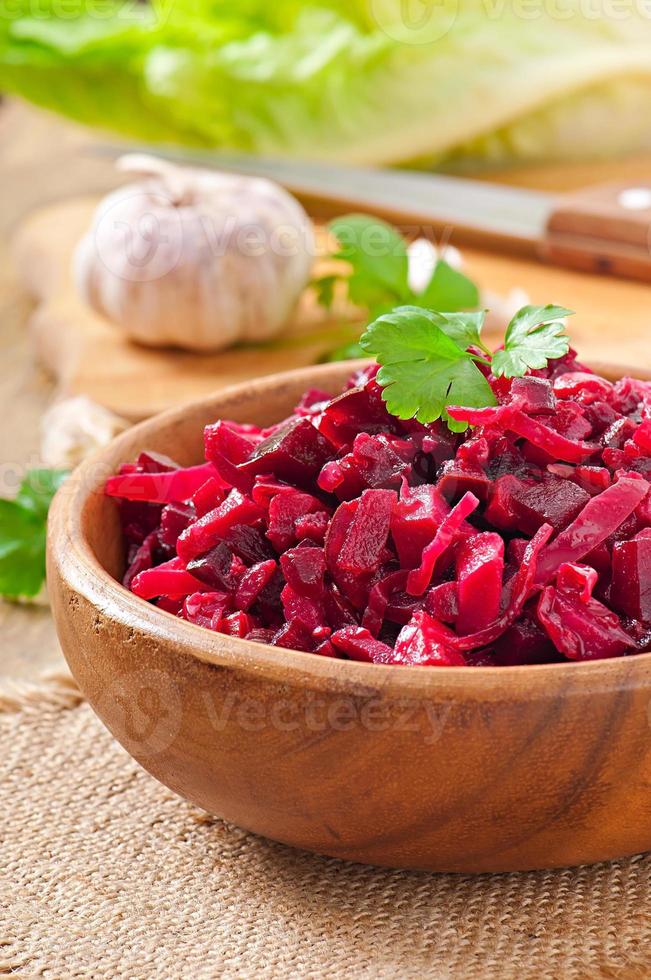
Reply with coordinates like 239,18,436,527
41,396,129,469
74,156,315,352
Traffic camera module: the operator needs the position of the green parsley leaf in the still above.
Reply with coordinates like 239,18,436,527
329,213,410,309
0,468,69,599
492,304,573,378
0,500,47,598
16,469,69,517
313,215,483,362
419,259,480,312
360,307,496,426
312,274,338,311
325,340,366,362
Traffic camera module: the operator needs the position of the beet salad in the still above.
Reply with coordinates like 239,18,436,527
106,304,651,666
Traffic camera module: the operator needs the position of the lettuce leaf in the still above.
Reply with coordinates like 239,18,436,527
2,0,651,166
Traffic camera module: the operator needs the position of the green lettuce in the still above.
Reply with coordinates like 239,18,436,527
2,0,651,166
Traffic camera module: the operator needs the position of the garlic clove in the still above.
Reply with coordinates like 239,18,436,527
41,396,130,469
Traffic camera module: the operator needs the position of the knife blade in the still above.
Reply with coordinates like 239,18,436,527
94,143,651,281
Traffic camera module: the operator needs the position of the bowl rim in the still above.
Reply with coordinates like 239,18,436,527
48,359,651,698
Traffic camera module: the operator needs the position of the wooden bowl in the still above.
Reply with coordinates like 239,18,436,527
47,363,651,873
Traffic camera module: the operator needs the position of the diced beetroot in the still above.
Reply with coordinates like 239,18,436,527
407,492,480,596
314,639,339,658
330,626,394,663
177,490,263,563
584,400,620,437
123,531,159,590
294,510,330,544
324,499,356,575
106,463,220,504
633,419,651,454
556,562,599,601
239,418,334,484
294,387,332,417
218,611,258,638
251,476,293,508
111,356,651,666
387,612,466,666
424,582,458,623
513,478,590,535
272,619,315,652
455,533,504,635
362,570,409,635
537,585,635,660
484,475,533,532
338,489,395,575
436,461,491,502
421,422,461,467
549,401,594,443
493,610,559,666
602,417,637,450
612,376,649,415
611,532,651,621
575,466,612,496
159,502,195,550
511,376,556,413
156,596,184,616
324,582,359,630
316,382,398,449
187,543,240,591
204,420,260,465
281,585,327,630
184,591,230,630
280,547,326,599
136,450,178,473
391,482,450,568
132,560,207,600
223,524,276,564
507,538,529,568
317,432,414,500
267,490,326,552
192,478,226,518
235,560,278,611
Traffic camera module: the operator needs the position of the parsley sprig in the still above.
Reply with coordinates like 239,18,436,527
0,469,68,598
360,304,573,431
313,214,480,361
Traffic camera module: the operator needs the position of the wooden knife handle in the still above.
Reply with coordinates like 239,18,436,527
543,181,651,281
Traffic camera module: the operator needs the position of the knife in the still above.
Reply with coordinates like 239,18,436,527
96,144,651,282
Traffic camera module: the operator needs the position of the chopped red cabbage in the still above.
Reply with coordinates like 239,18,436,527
110,363,651,666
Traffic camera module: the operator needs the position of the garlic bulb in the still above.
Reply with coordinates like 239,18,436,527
41,396,129,469
74,155,315,352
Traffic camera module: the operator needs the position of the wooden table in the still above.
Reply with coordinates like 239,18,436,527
3,98,651,682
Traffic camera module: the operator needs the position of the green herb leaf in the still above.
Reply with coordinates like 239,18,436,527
329,213,410,310
0,468,69,599
312,274,338,311
419,259,480,312
324,340,366,362
492,304,573,378
15,469,69,517
431,310,488,352
360,307,496,426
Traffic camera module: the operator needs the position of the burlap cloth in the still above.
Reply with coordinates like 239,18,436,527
1,676,650,980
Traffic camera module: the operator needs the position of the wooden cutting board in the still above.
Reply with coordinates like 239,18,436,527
12,193,651,421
